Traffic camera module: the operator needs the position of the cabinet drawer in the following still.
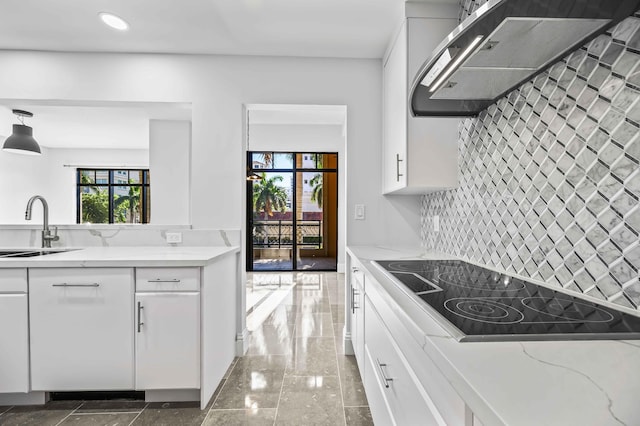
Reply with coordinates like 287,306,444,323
136,267,200,292
366,274,466,425
365,295,443,426
0,268,27,292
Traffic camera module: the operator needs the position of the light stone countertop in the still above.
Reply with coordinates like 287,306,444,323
347,245,640,426
0,246,240,268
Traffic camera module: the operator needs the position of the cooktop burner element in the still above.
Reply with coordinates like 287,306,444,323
444,298,525,324
374,260,640,342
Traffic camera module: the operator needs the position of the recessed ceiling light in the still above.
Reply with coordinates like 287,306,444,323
98,12,129,31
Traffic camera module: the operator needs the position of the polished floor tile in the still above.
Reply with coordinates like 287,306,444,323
294,313,334,338
75,400,146,413
246,323,296,356
0,401,82,426
339,356,368,407
213,356,287,410
59,412,139,425
334,323,346,355
132,401,209,426
203,408,277,425
275,375,345,425
286,337,338,376
344,406,374,425
331,304,345,324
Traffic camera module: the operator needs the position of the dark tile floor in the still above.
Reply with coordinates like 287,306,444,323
0,272,372,426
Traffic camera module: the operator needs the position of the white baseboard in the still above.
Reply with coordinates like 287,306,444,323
235,328,249,356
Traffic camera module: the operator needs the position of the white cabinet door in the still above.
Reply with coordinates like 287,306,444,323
29,268,134,391
382,18,460,195
383,21,409,194
0,293,29,393
135,292,200,390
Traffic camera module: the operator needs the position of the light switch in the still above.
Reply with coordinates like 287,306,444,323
355,204,365,220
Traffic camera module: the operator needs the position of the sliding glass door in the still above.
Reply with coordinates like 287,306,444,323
247,152,338,271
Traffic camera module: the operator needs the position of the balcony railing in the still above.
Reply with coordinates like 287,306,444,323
252,220,322,249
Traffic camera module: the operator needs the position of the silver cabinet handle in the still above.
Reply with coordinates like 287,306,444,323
396,153,404,181
351,287,356,314
52,283,99,287
147,278,181,283
353,289,360,311
137,301,144,333
376,359,393,388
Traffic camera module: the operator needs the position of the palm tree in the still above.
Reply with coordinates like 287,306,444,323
113,183,142,223
252,173,289,219
310,173,323,208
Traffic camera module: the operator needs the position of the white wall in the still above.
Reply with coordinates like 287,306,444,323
0,147,148,224
249,123,344,150
0,51,421,248
149,120,191,225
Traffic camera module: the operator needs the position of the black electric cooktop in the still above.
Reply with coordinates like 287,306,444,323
374,260,640,342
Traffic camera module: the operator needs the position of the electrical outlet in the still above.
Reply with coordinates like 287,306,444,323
433,216,440,232
166,232,182,244
355,204,366,220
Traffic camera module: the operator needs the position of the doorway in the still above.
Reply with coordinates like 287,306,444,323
247,152,338,271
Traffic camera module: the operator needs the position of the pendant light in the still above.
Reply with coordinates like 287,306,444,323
2,109,41,155
246,166,262,181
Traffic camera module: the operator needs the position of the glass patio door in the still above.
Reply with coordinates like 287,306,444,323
247,152,337,271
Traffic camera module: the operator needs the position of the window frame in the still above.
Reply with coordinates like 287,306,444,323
76,168,150,224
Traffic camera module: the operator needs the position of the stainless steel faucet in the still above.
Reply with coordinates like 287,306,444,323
25,195,59,248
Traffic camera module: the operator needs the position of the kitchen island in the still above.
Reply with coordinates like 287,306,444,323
0,246,240,410
346,245,640,426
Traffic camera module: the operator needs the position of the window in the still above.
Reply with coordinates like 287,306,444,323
77,169,150,224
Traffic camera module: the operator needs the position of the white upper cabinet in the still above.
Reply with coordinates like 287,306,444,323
383,17,460,194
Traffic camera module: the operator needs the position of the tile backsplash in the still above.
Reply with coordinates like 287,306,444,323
421,3,640,310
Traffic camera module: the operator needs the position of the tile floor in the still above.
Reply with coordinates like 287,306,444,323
0,272,373,426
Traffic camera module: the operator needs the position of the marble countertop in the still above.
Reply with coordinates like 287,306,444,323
0,246,240,268
347,245,640,426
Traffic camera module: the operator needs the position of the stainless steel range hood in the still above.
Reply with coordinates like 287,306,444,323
410,0,640,117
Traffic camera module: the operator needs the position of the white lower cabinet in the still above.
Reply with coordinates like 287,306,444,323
29,268,134,391
135,292,200,389
364,295,443,426
0,268,29,393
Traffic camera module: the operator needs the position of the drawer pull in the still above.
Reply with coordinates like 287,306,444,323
137,301,144,333
396,153,404,181
353,289,360,311
352,287,360,314
352,267,359,273
376,359,393,388
52,283,100,287
147,278,181,283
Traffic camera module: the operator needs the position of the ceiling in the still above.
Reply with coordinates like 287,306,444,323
0,101,191,150
0,0,458,59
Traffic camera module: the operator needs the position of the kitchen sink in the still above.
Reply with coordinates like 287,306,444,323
0,249,77,258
